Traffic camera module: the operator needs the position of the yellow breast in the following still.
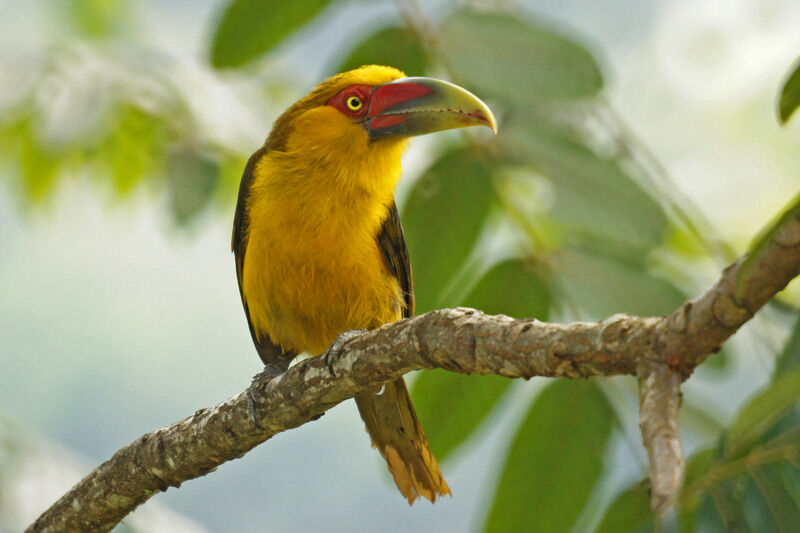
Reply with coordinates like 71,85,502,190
242,109,408,356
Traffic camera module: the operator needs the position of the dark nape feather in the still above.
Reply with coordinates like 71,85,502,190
376,202,414,318
232,145,294,365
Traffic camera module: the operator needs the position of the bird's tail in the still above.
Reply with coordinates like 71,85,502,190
355,378,450,504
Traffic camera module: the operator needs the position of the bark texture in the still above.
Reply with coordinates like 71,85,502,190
28,212,800,532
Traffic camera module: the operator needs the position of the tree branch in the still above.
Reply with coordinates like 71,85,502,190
638,358,684,516
28,212,800,532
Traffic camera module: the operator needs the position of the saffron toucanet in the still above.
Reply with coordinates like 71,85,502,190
232,65,496,503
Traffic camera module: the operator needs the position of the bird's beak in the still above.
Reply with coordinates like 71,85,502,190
365,77,497,140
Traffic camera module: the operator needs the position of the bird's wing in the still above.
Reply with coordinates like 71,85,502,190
376,201,414,319
232,147,291,365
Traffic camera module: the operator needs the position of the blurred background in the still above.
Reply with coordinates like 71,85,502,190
2,0,800,531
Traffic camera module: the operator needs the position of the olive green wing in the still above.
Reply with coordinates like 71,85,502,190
376,201,414,319
232,146,292,365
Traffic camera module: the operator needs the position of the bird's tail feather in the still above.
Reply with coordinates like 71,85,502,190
355,378,450,504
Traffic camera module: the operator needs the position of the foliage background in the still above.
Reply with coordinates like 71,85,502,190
2,0,800,531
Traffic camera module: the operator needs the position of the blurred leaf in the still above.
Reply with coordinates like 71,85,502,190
685,485,737,532
411,260,549,461
486,380,612,533
500,117,667,251
214,155,250,211
0,118,63,203
210,0,334,69
746,463,800,531
554,248,686,319
681,448,719,513
166,148,220,225
401,149,494,312
335,26,427,76
778,57,800,124
412,372,510,461
723,367,800,459
735,191,800,301
760,405,800,452
18,124,62,202
681,454,800,532
776,316,800,376
462,259,550,319
596,484,652,533
680,381,800,531
681,450,745,532
67,0,125,38
664,224,710,259
98,106,166,196
440,9,602,104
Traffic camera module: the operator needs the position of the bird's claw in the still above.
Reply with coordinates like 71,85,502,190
263,356,292,379
325,329,367,377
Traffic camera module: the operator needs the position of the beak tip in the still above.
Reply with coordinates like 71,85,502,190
482,111,498,135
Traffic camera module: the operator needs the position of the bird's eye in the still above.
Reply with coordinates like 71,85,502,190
346,96,363,111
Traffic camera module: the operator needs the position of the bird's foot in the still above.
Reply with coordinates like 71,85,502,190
325,329,367,377
263,356,292,378
248,355,293,429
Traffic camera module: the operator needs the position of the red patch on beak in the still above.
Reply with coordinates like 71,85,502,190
368,114,406,130
368,82,433,117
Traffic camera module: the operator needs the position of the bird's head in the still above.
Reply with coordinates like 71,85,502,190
265,65,496,160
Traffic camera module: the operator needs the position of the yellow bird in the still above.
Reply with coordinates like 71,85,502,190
232,65,496,503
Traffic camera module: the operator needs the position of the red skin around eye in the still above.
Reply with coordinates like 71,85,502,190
327,85,372,116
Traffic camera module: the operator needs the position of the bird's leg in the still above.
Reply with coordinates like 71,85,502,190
263,354,293,378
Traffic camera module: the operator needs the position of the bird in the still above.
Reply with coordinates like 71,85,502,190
232,65,496,503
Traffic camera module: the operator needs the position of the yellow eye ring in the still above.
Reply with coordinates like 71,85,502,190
346,96,363,111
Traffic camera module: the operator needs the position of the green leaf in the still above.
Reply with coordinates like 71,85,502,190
485,380,613,533
410,260,549,461
554,248,686,319
778,57,800,124
500,117,667,251
166,148,219,225
67,0,126,38
680,449,750,531
463,259,550,318
16,122,62,203
440,9,603,104
335,26,427,76
746,464,800,531
776,316,800,376
99,106,165,196
681,438,800,530
412,372,510,461
215,155,250,211
681,448,719,513
596,484,653,533
210,0,334,69
686,489,733,532
401,149,494,313
724,367,800,458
